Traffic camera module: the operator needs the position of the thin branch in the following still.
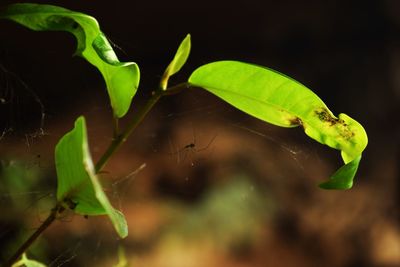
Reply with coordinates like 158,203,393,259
95,89,162,173
5,82,191,265
95,83,190,173
113,117,119,139
161,82,190,96
4,204,62,267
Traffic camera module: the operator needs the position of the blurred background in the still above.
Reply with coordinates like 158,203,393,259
0,0,399,266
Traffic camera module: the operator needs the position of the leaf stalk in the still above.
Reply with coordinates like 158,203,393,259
4,204,63,267
6,82,190,265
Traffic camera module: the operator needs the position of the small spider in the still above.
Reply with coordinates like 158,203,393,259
169,131,217,166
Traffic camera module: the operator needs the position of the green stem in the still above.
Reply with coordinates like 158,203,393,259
4,204,62,267
95,90,161,173
162,82,190,96
95,83,189,173
113,117,119,139
5,82,190,265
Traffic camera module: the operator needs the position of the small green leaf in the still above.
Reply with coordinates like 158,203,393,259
12,253,46,267
55,116,127,238
0,3,140,118
160,34,191,90
189,61,368,189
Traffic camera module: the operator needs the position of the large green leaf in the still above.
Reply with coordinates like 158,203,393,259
160,34,191,90
0,3,139,118
55,116,128,238
189,61,368,189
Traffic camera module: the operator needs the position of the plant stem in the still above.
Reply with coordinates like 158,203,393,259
4,205,61,267
5,82,190,265
95,90,162,173
113,117,119,139
162,82,190,96
95,82,189,173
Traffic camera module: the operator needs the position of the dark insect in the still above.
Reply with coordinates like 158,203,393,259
170,132,217,166
64,198,78,210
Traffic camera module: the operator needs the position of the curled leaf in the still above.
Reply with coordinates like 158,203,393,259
160,34,191,90
0,3,140,118
55,116,127,238
319,155,361,189
189,61,368,189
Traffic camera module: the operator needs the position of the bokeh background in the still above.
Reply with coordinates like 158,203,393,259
0,0,399,266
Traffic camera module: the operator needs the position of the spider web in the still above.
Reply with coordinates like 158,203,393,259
111,163,147,209
0,77,317,266
155,88,311,172
0,63,46,144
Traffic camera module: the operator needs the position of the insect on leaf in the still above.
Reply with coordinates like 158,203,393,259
189,61,368,189
160,34,191,90
0,3,140,118
55,116,128,238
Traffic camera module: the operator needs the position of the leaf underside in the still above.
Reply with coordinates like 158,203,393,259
189,61,368,189
55,116,127,238
0,3,139,118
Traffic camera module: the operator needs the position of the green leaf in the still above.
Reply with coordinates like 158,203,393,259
319,155,361,189
189,61,368,189
160,34,191,90
12,253,46,267
55,116,128,238
0,3,139,118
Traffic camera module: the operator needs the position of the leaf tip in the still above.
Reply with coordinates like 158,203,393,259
318,155,361,190
318,180,353,190
113,209,129,238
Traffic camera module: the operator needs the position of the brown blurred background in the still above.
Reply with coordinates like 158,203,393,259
0,0,399,266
